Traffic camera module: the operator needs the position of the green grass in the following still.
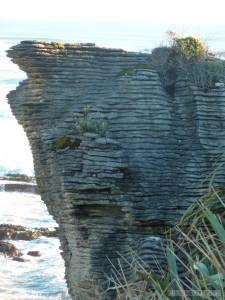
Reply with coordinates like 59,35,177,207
107,165,225,299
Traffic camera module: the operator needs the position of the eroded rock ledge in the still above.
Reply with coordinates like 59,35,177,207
7,41,225,299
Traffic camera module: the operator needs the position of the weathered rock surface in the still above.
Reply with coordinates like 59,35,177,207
6,41,225,299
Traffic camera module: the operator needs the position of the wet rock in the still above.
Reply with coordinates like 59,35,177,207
27,250,41,257
0,224,58,240
1,173,35,183
3,183,37,194
12,256,30,262
0,224,41,240
0,174,37,193
0,241,21,257
34,226,59,238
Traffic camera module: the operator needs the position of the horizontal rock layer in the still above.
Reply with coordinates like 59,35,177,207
7,41,225,299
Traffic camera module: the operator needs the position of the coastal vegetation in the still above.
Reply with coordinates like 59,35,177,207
55,136,81,150
69,105,108,137
54,106,108,150
117,65,149,77
150,31,225,94
52,42,65,49
116,32,225,94
109,167,225,299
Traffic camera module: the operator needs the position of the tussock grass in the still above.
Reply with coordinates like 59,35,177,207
107,165,225,299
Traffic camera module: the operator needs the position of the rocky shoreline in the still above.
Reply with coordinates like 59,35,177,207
0,173,37,194
0,174,58,262
0,223,59,261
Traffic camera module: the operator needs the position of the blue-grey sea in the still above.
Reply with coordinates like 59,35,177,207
0,19,225,299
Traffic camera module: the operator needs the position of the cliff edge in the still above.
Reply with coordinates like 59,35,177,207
7,41,225,299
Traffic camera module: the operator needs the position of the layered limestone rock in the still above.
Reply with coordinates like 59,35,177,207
7,41,225,299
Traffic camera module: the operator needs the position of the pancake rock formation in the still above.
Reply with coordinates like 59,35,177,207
7,41,225,299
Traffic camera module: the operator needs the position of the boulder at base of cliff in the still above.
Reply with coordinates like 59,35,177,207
27,251,41,257
2,173,35,183
0,241,22,257
12,256,30,262
0,224,59,240
0,173,37,193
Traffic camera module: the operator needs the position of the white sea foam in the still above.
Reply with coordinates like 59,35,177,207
0,192,70,299
0,37,30,176
0,192,55,228
0,119,33,175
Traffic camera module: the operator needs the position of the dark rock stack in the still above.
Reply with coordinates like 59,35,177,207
6,41,225,299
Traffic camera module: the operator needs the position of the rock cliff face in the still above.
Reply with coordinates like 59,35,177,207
7,41,225,299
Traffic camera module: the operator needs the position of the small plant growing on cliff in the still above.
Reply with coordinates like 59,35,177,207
52,42,65,49
170,31,208,61
69,106,108,136
117,65,149,77
150,31,225,94
54,136,81,150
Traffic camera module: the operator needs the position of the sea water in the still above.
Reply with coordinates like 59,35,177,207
0,19,225,299
0,192,70,300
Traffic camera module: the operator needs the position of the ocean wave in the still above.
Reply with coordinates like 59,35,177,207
0,119,34,175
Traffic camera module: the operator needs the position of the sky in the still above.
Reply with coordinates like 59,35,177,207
1,0,225,24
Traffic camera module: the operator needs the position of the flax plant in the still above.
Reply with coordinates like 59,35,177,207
107,170,225,299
